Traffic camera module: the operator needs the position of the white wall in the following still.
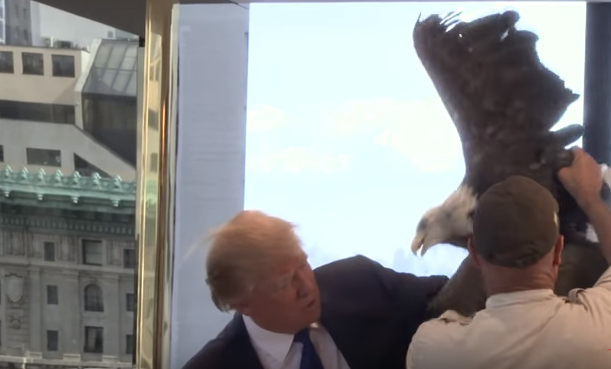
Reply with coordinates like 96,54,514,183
171,4,249,368
30,1,121,49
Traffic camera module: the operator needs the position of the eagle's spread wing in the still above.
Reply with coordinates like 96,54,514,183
413,11,581,195
414,10,609,317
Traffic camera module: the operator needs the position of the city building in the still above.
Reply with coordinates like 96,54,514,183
0,166,136,368
0,0,5,44
1,0,32,46
0,41,137,181
0,11,140,369
30,1,137,49
0,0,137,48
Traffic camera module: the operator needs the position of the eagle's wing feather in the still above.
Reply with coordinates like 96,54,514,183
414,10,608,318
412,11,580,195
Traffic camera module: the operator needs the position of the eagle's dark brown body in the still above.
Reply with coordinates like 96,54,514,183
412,11,609,316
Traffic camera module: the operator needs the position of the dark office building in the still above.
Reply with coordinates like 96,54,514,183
3,0,32,46
82,39,139,166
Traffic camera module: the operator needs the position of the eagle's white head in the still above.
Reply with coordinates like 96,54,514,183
411,184,478,256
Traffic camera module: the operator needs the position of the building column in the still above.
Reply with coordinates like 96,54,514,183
103,274,120,360
583,3,611,164
61,270,81,361
27,266,42,358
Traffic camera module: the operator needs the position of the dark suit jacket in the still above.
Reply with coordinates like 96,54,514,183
183,255,448,369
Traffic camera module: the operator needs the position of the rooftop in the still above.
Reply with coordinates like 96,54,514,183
82,39,139,97
0,166,136,208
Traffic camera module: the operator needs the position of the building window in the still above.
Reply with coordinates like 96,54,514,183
0,145,4,162
47,285,58,305
0,51,13,73
123,249,135,268
84,284,104,312
44,241,55,261
82,240,103,266
26,148,61,167
84,326,104,353
22,52,44,75
126,293,134,312
51,54,75,77
126,334,134,355
0,100,75,124
47,330,59,351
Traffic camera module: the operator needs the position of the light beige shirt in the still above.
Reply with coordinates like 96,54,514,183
406,265,611,369
243,315,351,369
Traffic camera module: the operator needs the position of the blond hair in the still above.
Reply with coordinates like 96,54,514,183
205,210,304,311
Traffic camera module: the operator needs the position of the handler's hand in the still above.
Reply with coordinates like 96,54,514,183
557,147,603,208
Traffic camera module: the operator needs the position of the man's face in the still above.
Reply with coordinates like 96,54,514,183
237,252,321,334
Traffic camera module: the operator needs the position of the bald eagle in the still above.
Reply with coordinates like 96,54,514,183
410,11,610,316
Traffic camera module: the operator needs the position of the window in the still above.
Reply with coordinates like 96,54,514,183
22,52,43,75
82,240,103,265
123,248,135,268
125,334,134,355
47,285,58,305
0,51,13,73
84,326,103,353
44,241,55,261
47,330,58,351
0,100,75,124
83,284,104,312
26,148,61,167
0,145,4,162
52,54,75,77
126,293,134,312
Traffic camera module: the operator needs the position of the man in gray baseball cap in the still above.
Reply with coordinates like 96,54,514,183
407,148,611,369
472,175,562,270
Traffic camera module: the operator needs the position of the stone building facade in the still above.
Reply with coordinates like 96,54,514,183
0,166,136,369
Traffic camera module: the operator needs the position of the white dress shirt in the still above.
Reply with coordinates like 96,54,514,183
406,265,611,369
243,315,351,369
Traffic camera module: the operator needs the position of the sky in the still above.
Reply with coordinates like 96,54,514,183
243,2,586,276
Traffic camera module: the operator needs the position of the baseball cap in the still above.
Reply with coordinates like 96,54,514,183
472,175,560,268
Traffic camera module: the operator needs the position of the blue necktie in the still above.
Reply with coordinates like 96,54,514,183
294,328,324,369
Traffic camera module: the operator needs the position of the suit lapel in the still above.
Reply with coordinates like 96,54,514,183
320,306,376,369
226,314,265,369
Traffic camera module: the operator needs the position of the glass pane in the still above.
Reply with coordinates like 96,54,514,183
93,43,112,68
0,2,141,367
171,2,586,368
84,41,139,97
106,43,127,69
120,45,137,70
113,70,132,94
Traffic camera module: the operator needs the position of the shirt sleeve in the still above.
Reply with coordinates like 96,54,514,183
406,323,430,369
567,265,611,309
593,265,611,290
405,312,471,369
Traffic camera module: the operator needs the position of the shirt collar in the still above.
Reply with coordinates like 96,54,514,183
243,315,294,363
242,315,322,363
485,288,556,309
